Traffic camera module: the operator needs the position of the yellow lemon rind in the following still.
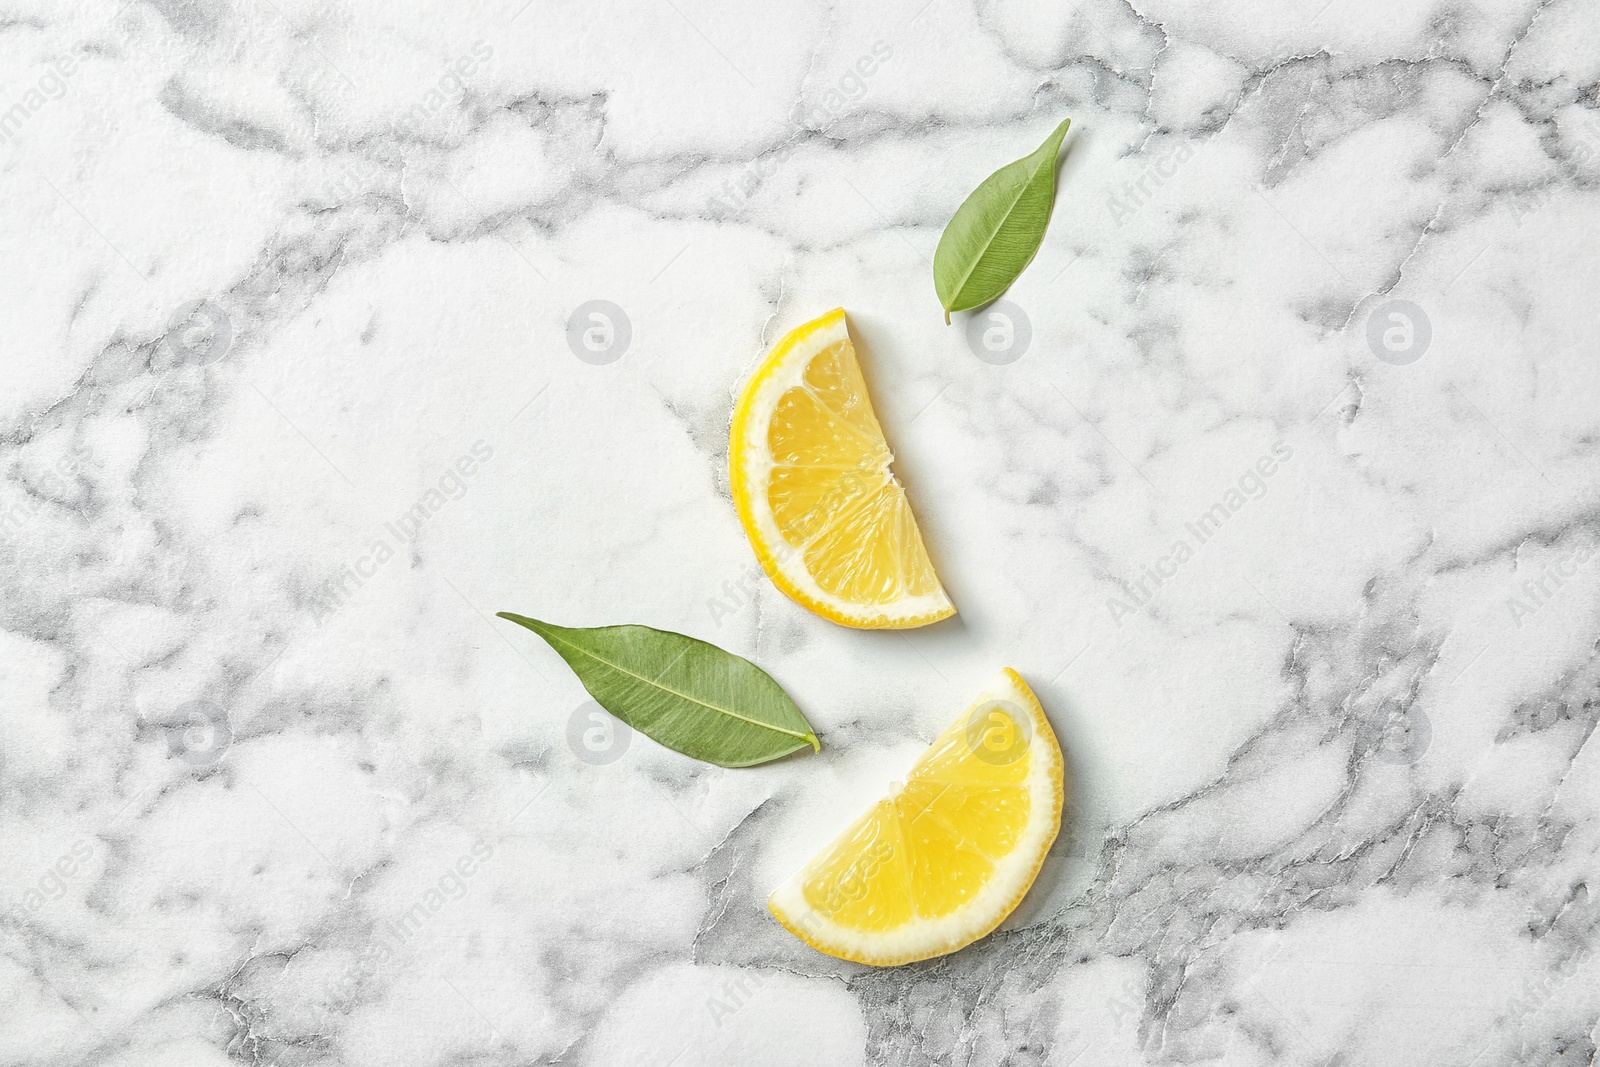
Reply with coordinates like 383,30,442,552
767,668,1063,966
729,308,955,630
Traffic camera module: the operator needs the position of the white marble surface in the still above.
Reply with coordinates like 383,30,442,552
3,0,1600,1063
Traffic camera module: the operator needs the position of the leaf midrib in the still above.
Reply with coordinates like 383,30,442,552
535,625,814,744
945,131,1060,310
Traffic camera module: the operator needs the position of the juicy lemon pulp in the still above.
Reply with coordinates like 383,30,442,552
731,309,954,628
770,669,1063,966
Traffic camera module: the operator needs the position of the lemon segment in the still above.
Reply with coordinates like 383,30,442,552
769,668,1064,966
730,309,954,629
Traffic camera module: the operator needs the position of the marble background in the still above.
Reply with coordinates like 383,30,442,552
3,0,1600,1063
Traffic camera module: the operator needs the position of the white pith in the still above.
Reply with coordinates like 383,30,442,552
768,669,1063,966
732,312,954,627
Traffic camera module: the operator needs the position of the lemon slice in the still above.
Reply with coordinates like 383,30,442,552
769,668,1063,966
729,308,954,629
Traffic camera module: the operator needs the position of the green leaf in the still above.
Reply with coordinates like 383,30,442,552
933,117,1072,324
496,613,821,768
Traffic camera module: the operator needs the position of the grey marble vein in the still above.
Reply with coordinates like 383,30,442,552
1,0,1599,1064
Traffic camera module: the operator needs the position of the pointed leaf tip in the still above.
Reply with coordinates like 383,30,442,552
498,613,821,768
933,116,1073,320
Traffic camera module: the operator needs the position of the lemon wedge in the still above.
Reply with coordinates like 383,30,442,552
729,308,954,629
769,668,1063,966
